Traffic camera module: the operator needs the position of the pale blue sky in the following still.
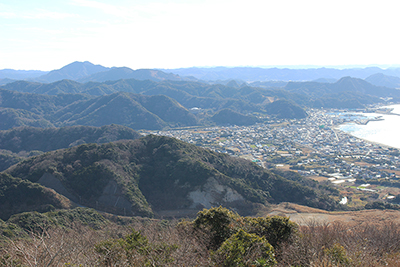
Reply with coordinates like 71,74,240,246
1,0,399,70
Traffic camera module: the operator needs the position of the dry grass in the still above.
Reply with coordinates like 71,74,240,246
2,215,400,266
277,220,400,267
0,220,211,266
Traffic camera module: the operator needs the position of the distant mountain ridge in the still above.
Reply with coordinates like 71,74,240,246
32,61,186,83
163,66,400,82
285,76,400,98
0,69,47,80
36,61,109,83
365,73,400,88
1,62,187,84
4,61,400,86
77,67,183,83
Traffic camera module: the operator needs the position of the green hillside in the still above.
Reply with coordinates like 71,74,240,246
0,124,141,171
0,108,54,130
211,108,259,125
0,173,72,220
264,100,307,119
0,89,197,130
52,92,168,129
0,88,90,116
0,124,141,153
5,135,341,218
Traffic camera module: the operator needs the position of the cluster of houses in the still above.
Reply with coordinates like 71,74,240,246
146,108,400,185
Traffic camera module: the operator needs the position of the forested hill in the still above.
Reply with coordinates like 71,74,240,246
0,173,72,220
3,135,341,219
0,125,141,172
0,124,140,153
0,89,198,130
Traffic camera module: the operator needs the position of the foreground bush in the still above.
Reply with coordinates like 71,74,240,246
191,206,297,251
95,229,178,266
213,229,276,266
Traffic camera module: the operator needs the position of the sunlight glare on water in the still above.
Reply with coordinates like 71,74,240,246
338,104,400,149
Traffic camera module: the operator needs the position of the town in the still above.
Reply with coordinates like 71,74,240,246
142,108,400,204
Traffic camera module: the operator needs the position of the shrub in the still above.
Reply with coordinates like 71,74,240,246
324,243,351,266
95,229,178,266
244,216,298,249
213,229,276,266
193,206,240,250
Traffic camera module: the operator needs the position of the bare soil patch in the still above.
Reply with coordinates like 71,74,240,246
275,164,292,171
263,202,400,226
308,175,328,182
354,161,373,167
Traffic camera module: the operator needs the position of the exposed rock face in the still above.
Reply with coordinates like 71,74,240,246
188,177,244,209
97,180,133,215
38,173,78,202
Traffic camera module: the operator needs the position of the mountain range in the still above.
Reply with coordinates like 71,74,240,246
3,61,400,86
2,72,399,130
1,61,400,131
163,66,400,82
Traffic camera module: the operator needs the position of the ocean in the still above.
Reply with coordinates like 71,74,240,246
338,104,400,149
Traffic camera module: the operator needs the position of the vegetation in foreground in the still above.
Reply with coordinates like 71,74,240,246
1,206,400,266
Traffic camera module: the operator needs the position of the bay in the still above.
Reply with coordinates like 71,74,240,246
338,104,400,149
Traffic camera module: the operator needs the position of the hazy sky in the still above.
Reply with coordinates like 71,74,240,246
1,0,399,70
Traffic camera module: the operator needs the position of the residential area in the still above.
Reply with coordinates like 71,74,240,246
143,108,400,201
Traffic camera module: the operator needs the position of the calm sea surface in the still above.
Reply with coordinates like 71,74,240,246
338,104,400,149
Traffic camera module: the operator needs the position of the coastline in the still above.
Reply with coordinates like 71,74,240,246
335,103,400,150
334,124,397,149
